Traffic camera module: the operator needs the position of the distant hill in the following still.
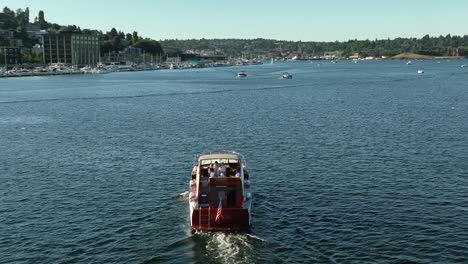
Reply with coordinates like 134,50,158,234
390,53,465,60
390,53,435,60
161,35,468,58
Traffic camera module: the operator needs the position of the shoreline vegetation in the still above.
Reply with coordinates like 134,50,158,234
0,5,467,72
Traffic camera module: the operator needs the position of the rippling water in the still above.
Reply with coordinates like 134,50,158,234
1,60,468,263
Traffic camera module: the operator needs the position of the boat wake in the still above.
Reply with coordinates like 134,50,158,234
199,232,258,264
246,233,266,242
144,231,265,264
178,191,189,198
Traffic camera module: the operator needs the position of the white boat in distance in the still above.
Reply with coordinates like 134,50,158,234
281,72,293,79
417,69,424,74
236,71,247,77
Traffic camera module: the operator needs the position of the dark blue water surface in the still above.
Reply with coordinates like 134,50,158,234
1,60,468,263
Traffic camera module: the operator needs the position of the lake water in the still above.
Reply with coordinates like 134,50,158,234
1,60,468,263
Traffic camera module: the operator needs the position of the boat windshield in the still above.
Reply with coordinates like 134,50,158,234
200,159,239,165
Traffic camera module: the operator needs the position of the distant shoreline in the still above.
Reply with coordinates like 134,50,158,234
389,53,466,60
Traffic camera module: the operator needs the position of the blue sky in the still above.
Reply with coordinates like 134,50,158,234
2,0,467,41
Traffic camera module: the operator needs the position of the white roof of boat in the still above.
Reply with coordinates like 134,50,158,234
198,153,240,160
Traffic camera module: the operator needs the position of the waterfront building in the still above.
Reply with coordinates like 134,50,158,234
323,51,343,60
41,33,100,65
26,23,43,39
166,56,181,64
0,29,24,49
0,46,20,65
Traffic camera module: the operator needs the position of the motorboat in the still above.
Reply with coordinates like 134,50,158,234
6,68,32,76
188,152,252,231
80,66,93,74
281,72,293,79
417,69,424,74
407,61,412,65
236,71,247,77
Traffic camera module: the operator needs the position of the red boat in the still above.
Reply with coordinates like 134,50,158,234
188,152,252,231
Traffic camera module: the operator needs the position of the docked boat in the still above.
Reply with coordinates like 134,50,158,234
188,152,252,232
281,72,293,79
6,68,32,76
236,71,247,78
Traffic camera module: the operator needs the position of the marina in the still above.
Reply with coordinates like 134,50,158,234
0,63,160,77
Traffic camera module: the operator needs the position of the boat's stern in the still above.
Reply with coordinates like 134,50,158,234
191,208,250,231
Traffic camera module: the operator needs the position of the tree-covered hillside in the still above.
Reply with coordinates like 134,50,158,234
0,7,163,59
160,35,468,58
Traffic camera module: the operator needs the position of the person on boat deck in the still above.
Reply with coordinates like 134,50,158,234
208,167,215,178
230,169,237,177
212,161,220,177
218,163,227,176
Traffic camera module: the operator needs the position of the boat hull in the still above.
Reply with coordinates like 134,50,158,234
191,208,250,231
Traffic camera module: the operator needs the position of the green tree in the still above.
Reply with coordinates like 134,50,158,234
109,28,118,38
0,34,10,46
24,7,29,24
38,10,47,29
21,50,42,63
133,39,163,55
126,33,132,41
132,31,139,45
58,25,80,33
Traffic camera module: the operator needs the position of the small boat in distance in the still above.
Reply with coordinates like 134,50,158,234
236,71,247,77
188,152,252,232
281,72,293,79
461,64,467,68
417,69,424,74
407,61,412,65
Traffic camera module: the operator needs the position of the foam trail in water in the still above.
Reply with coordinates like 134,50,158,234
179,191,189,198
246,233,267,242
202,233,255,264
